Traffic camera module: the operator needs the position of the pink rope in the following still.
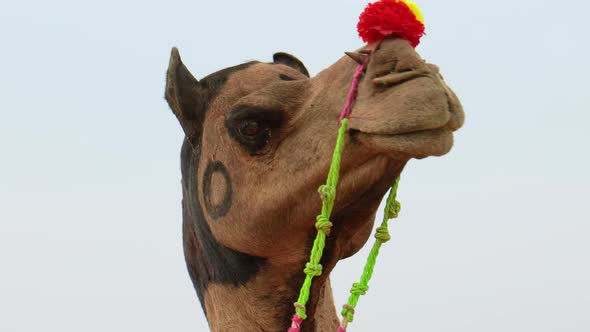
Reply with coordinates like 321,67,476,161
339,59,370,123
288,314,304,332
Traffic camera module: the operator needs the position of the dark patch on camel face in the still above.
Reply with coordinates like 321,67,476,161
181,141,266,315
202,161,233,219
166,52,268,314
167,51,312,316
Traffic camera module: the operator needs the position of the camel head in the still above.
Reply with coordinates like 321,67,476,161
165,38,463,328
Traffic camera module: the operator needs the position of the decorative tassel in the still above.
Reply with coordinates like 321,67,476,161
357,0,425,47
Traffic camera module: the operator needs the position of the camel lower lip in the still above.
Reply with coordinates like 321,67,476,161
351,127,454,158
351,126,446,137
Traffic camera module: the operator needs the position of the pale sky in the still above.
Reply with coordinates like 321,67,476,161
1,0,589,331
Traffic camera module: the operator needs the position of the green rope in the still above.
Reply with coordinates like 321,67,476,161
292,120,403,326
340,177,401,324
290,53,402,329
293,119,349,319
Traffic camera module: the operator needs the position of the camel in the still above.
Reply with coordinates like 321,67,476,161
164,38,464,332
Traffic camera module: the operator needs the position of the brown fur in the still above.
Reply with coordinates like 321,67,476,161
165,38,464,331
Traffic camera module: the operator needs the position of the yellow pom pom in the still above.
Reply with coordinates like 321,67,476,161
399,0,425,24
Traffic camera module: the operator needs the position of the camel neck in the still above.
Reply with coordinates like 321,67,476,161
202,265,339,332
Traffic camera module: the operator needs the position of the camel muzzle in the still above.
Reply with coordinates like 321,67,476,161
345,38,464,159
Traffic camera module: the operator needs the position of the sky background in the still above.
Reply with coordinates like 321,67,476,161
1,0,589,331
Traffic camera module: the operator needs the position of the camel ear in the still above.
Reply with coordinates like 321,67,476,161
165,47,204,145
273,52,310,77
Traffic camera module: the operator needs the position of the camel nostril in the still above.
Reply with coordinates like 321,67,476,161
394,60,423,73
372,68,429,86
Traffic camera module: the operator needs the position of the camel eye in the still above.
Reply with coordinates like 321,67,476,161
238,120,263,137
230,119,271,153
226,106,283,154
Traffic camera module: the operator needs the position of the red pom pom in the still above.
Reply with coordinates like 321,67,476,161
357,0,425,47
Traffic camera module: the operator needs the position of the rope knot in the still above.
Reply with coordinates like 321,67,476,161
292,303,307,320
341,304,357,323
318,185,335,203
304,263,323,277
375,226,391,243
315,215,333,235
387,200,401,219
350,282,369,296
